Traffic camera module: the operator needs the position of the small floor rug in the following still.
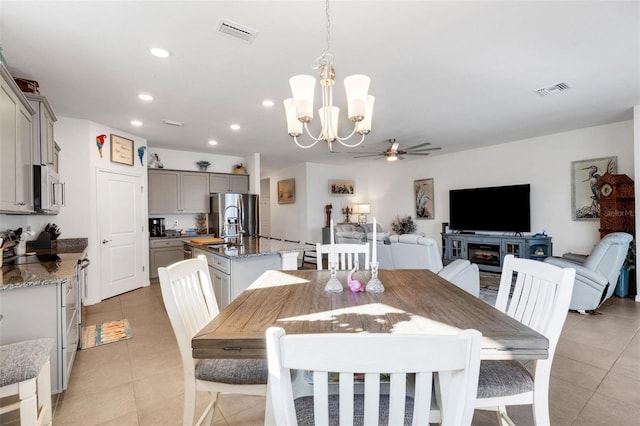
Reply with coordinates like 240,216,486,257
80,319,132,349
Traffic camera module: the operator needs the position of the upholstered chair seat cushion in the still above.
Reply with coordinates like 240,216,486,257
195,358,268,384
0,338,54,387
476,360,534,398
294,393,415,426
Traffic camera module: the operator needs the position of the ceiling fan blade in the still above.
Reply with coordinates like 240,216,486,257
353,154,383,158
408,147,442,152
390,141,400,152
404,142,432,151
405,152,431,156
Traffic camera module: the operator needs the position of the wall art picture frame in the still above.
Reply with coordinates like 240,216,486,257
414,178,434,219
329,179,355,196
571,156,617,220
277,178,296,204
110,134,135,166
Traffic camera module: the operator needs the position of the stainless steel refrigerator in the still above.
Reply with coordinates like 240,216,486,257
208,193,259,238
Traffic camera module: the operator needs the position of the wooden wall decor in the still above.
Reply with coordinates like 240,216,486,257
598,173,635,238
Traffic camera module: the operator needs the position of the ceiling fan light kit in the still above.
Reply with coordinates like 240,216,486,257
284,0,374,152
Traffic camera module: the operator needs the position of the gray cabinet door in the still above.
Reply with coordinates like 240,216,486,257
149,246,184,279
229,174,249,193
0,70,34,213
148,170,180,213
209,174,230,193
180,172,209,213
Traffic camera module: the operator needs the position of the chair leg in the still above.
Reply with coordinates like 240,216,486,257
184,382,197,426
38,359,52,426
532,389,550,426
18,378,38,425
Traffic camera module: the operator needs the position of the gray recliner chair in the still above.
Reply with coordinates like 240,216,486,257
544,232,633,312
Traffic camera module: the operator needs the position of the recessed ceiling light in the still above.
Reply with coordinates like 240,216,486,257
130,120,143,126
138,93,153,101
262,100,275,107
149,47,170,58
230,124,241,131
208,140,218,146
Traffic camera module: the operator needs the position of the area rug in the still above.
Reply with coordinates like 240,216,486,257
80,319,132,349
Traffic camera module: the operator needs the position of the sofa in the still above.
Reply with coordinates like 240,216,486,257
374,234,480,297
334,223,391,244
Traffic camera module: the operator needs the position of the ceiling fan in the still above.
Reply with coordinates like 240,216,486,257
351,139,442,161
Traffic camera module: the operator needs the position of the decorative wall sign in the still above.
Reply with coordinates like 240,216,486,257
278,178,296,204
329,179,355,196
571,156,617,220
414,178,434,219
110,134,135,165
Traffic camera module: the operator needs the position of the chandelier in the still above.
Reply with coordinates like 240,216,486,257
283,0,375,151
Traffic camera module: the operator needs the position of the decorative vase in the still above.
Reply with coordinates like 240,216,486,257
196,161,211,171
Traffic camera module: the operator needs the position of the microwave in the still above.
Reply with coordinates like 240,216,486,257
33,165,65,214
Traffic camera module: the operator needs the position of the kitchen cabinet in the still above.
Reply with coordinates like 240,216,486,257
148,169,209,214
0,269,80,393
0,63,34,213
149,238,185,279
209,173,249,193
25,93,57,167
53,142,61,174
193,246,281,310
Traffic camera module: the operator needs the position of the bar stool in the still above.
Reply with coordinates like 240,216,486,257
0,338,54,426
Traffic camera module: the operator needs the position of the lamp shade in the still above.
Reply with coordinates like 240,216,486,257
353,203,370,214
344,74,370,121
356,95,375,135
289,75,316,121
283,98,303,137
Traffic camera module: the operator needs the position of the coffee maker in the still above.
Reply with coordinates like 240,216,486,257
149,218,165,237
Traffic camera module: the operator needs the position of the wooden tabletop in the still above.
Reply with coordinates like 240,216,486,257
192,269,549,361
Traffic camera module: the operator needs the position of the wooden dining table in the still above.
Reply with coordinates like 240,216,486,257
192,269,549,361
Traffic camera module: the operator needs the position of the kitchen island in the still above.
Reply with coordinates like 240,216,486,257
1,239,88,393
184,237,308,309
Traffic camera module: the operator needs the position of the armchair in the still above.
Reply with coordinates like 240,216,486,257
386,234,480,297
334,224,366,244
544,232,632,312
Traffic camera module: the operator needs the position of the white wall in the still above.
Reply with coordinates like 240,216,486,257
262,120,634,257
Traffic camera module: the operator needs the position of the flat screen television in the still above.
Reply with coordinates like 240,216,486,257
449,184,531,233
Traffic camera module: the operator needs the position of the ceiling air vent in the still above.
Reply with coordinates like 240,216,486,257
217,19,258,43
536,82,571,96
162,119,184,127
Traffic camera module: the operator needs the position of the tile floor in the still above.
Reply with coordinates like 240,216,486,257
45,281,639,426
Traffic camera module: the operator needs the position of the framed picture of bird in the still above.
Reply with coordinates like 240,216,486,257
414,178,434,219
571,156,617,220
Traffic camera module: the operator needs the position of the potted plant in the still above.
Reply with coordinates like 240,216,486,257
391,215,417,235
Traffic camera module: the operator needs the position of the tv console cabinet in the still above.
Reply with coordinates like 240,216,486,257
442,233,552,273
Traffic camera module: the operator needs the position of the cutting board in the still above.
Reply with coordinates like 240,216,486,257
190,237,225,244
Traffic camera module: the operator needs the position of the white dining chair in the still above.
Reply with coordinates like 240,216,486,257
266,326,482,426
315,243,370,270
158,255,268,426
474,254,575,425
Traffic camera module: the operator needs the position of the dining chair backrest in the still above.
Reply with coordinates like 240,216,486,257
266,327,482,426
315,243,370,270
158,255,220,370
496,254,575,357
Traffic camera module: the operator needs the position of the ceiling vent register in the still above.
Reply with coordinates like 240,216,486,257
217,19,258,43
536,82,571,96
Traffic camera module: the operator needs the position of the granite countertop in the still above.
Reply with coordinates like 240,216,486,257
1,238,88,290
185,237,309,259
150,233,214,240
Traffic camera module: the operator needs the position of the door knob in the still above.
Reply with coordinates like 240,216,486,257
102,239,112,244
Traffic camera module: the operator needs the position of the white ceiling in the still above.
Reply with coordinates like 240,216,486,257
2,1,639,174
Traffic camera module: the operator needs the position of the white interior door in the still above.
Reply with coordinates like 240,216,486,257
98,170,144,299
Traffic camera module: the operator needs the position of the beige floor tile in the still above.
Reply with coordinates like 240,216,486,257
67,342,133,395
85,296,122,314
575,392,640,426
129,345,182,380
94,411,139,426
555,335,620,370
548,375,593,424
84,309,127,326
551,355,608,391
132,369,184,411
54,382,137,426
596,370,640,407
218,394,266,426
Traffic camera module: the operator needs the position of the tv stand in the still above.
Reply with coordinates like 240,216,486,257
442,233,552,273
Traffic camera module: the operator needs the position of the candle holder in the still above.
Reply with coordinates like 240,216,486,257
365,261,384,293
324,261,343,293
